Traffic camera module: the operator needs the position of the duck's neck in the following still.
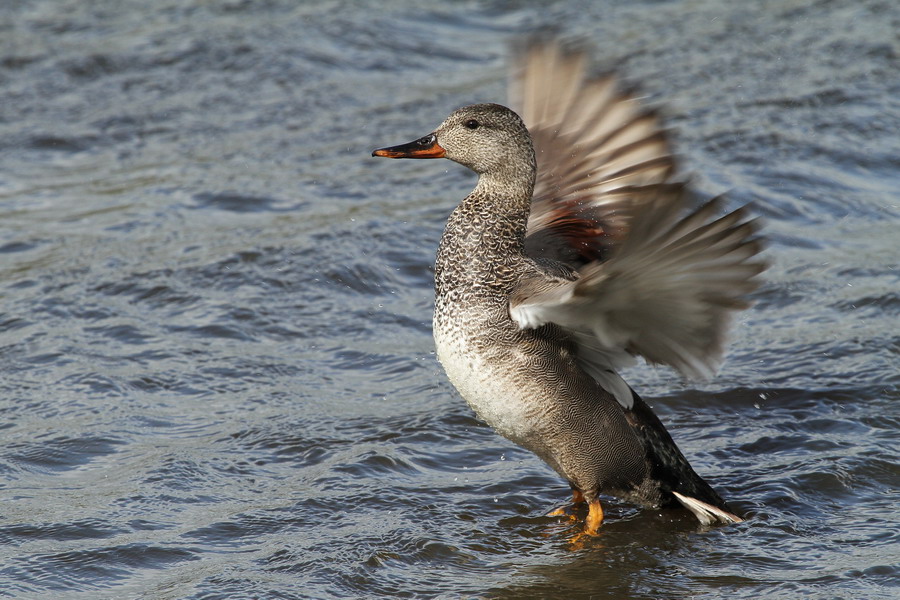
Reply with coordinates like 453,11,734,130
435,166,536,298
473,167,535,210
463,165,535,243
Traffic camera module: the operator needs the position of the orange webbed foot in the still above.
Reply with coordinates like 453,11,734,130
547,488,587,519
567,499,604,549
585,498,604,534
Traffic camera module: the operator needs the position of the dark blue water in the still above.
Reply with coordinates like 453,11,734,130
1,1,897,598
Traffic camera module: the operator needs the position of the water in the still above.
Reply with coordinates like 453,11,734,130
0,1,897,598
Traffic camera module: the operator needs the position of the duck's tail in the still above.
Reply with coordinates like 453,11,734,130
624,388,744,525
671,491,743,525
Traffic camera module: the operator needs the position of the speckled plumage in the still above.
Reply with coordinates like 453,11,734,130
374,40,765,526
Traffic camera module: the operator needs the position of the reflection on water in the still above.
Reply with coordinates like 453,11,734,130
0,0,897,598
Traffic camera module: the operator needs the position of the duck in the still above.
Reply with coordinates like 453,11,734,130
372,39,765,536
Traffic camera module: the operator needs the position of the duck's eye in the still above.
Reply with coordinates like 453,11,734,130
464,119,480,130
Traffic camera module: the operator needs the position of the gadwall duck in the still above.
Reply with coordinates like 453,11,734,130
373,39,764,537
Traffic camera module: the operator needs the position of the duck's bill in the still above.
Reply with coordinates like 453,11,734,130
372,134,446,158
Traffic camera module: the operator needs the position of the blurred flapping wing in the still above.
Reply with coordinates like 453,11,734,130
511,186,765,380
510,38,679,266
508,39,765,381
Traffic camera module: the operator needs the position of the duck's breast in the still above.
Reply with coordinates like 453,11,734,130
434,300,546,441
433,298,648,492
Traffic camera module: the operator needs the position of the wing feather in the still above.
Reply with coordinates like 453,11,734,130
508,37,766,390
510,187,766,380
510,39,679,266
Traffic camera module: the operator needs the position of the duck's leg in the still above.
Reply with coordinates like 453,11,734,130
546,488,586,517
584,498,604,534
567,497,605,548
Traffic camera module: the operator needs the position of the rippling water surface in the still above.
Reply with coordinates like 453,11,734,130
1,1,898,598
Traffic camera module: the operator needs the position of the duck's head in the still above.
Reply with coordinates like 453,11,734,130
373,103,535,179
